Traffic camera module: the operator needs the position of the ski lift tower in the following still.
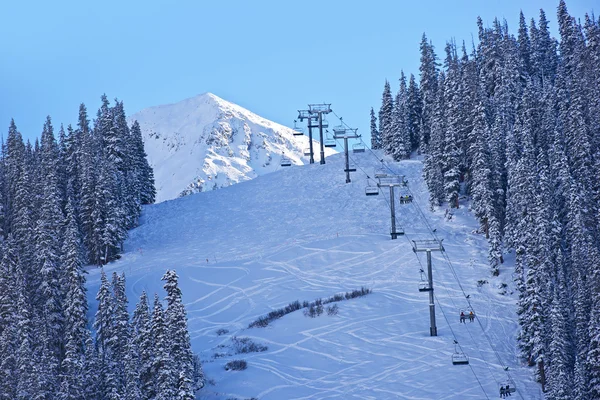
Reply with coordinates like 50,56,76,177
377,174,405,239
332,118,359,183
308,103,332,165
412,239,445,336
297,109,319,164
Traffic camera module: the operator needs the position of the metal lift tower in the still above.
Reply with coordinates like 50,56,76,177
332,120,359,183
412,239,445,336
308,104,331,165
376,174,405,239
297,110,319,164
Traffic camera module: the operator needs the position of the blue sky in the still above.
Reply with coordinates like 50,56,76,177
0,0,596,145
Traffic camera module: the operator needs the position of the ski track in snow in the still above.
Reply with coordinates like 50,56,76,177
86,151,542,400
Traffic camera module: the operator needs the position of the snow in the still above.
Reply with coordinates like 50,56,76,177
130,92,336,202
86,150,543,399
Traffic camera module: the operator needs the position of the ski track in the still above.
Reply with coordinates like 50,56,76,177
86,152,541,400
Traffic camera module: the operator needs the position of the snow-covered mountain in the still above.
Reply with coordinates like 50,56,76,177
87,151,540,399
130,93,336,202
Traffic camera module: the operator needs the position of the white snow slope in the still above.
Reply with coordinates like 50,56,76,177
130,93,336,202
87,150,542,400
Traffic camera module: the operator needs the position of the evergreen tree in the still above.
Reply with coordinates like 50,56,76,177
419,33,438,151
58,197,88,400
406,74,422,152
378,80,394,155
391,71,411,160
162,270,200,398
369,108,380,150
151,294,175,400
132,291,155,400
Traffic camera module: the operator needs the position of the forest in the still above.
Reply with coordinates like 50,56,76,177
372,1,600,398
0,98,203,399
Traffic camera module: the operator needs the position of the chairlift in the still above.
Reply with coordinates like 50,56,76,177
353,143,366,153
452,340,469,365
324,132,336,148
365,178,379,196
398,183,413,204
499,379,517,395
460,308,476,322
280,155,292,167
418,268,431,292
321,118,329,128
303,148,312,156
399,193,413,204
292,120,304,136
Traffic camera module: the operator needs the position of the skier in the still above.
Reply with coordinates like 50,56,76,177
460,311,466,323
500,386,506,398
505,384,511,396
469,311,475,322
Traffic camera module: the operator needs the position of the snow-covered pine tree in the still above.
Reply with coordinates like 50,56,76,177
441,42,461,209
162,270,202,397
94,269,120,399
110,272,131,396
406,74,422,152
35,116,65,372
132,291,155,400
419,33,438,152
58,196,88,400
545,264,573,399
129,120,156,207
378,80,394,156
151,293,176,400
391,71,411,160
369,108,380,150
0,237,18,399
422,72,445,208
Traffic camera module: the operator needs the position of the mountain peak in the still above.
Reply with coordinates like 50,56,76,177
130,94,336,203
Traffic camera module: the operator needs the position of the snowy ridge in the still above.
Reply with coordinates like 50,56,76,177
130,93,336,202
87,151,541,399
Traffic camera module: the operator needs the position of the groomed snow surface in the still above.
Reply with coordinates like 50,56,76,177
87,150,542,399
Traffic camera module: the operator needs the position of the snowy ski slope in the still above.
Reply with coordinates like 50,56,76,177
86,149,542,400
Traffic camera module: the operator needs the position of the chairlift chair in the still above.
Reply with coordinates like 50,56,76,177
324,132,336,148
398,183,413,204
321,118,329,128
452,340,469,365
292,120,304,136
280,156,292,167
353,143,366,153
500,380,516,394
365,184,379,196
452,352,469,365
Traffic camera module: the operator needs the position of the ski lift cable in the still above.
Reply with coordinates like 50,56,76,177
401,233,491,399
403,232,497,391
332,109,522,397
331,110,397,175
399,181,524,399
328,111,493,396
425,253,502,387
